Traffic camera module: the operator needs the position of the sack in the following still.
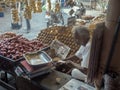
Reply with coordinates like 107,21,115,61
103,72,120,90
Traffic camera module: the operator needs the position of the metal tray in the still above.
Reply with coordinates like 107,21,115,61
23,51,52,66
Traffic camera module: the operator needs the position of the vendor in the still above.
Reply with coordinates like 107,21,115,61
61,26,91,81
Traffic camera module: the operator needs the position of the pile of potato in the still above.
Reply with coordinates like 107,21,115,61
0,32,16,39
37,26,80,57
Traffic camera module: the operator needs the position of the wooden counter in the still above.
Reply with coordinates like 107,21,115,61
16,70,71,90
32,70,71,90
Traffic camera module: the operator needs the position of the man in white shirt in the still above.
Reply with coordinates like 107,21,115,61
63,26,91,81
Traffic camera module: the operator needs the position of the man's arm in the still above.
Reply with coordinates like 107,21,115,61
64,55,81,61
67,61,88,74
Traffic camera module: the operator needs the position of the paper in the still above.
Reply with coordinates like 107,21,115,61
50,40,70,59
59,79,95,90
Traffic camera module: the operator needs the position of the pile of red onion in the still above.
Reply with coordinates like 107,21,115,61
0,35,44,60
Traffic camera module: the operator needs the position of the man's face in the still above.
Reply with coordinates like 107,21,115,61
80,36,87,46
74,33,81,45
74,33,87,46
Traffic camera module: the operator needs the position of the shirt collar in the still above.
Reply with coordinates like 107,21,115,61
85,40,91,47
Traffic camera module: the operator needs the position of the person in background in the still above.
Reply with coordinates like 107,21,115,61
17,2,22,29
25,19,31,33
75,2,86,18
60,26,91,81
11,4,22,30
24,5,31,33
65,0,76,7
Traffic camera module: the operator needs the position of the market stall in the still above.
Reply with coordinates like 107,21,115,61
0,32,47,89
0,26,73,89
0,0,120,90
0,0,106,89
0,24,92,89
0,14,105,89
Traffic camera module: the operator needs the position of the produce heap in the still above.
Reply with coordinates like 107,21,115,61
0,33,44,60
37,26,80,57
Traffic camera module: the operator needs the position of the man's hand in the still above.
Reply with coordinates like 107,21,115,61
58,60,66,63
56,60,73,66
55,60,66,66
65,60,73,64
65,60,76,67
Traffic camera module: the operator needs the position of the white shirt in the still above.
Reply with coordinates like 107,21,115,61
75,40,91,68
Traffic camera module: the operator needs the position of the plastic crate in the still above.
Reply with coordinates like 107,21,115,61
0,12,4,17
